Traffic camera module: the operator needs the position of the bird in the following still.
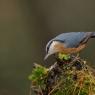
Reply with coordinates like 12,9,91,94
44,32,95,60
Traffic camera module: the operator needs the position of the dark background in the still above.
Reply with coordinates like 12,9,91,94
0,0,95,95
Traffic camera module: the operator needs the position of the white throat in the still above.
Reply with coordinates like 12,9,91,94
44,41,60,60
49,41,60,54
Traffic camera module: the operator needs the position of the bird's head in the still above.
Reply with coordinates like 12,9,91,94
44,40,65,60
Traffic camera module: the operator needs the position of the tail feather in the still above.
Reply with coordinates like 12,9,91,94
91,32,95,38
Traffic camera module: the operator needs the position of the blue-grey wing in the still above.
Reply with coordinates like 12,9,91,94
53,32,88,48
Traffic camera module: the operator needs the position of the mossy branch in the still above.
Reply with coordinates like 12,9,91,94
29,55,95,95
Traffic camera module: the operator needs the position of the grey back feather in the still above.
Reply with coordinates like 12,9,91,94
53,32,87,48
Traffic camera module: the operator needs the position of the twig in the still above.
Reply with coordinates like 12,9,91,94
48,80,63,95
39,85,43,95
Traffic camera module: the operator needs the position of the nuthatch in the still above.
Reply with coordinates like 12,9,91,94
45,32,95,60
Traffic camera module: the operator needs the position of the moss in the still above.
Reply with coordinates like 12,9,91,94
28,64,48,86
29,57,95,95
58,53,71,61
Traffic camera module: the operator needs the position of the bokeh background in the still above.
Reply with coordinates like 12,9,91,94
0,0,95,95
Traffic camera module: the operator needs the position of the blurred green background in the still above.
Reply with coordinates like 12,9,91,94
0,0,95,95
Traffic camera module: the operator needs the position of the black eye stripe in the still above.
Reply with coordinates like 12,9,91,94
46,41,53,53
46,40,65,53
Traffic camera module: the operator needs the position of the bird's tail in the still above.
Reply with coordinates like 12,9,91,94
91,32,95,38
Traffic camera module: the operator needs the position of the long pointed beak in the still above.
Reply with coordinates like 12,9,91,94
44,53,51,60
